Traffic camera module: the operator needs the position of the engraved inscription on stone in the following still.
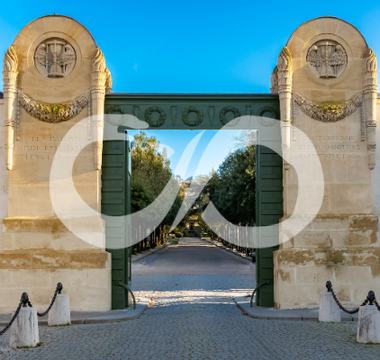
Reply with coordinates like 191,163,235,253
299,135,361,159
306,40,347,79
34,38,76,78
20,136,83,160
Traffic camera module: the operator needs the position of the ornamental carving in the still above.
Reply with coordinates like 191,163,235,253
219,106,241,126
34,38,76,78
3,46,18,72
306,40,347,79
293,92,362,122
92,47,106,72
270,66,278,93
18,91,89,123
182,107,203,127
257,106,279,127
278,47,292,71
365,48,377,72
104,106,128,126
105,67,113,93
105,105,126,114
145,106,166,127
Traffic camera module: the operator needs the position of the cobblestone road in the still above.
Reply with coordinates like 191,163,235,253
1,238,379,359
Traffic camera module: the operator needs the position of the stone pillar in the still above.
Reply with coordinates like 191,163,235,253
10,307,39,348
364,48,377,170
2,46,18,171
277,47,293,171
357,305,380,343
48,294,71,326
91,47,107,171
0,15,112,314
273,17,380,310
319,292,341,322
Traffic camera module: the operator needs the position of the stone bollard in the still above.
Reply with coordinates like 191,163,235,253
48,294,71,326
357,291,380,343
10,293,39,349
319,292,341,322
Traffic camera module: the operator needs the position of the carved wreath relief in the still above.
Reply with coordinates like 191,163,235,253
34,38,76,78
306,40,347,79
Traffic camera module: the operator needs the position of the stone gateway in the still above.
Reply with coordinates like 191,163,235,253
0,15,379,312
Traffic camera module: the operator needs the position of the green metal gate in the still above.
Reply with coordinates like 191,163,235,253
101,132,132,309
102,94,283,308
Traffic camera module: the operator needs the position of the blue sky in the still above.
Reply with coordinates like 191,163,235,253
1,1,380,94
1,2,380,173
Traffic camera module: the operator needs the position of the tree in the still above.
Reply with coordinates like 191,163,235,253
130,131,185,240
180,142,256,237
211,144,256,226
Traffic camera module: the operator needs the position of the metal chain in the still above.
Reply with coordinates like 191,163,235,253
0,292,33,336
326,281,368,314
37,283,63,317
374,299,380,312
0,301,22,336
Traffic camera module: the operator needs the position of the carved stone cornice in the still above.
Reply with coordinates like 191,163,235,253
18,91,89,123
293,92,363,122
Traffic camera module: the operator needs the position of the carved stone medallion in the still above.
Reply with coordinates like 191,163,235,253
306,40,347,79
34,38,76,78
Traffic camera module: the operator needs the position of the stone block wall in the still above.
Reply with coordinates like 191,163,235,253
0,99,7,251
275,215,379,308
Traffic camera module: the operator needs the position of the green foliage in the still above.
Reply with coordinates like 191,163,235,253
130,131,186,234
211,144,256,225
183,140,256,228
130,131,172,213
172,237,179,244
130,130,256,240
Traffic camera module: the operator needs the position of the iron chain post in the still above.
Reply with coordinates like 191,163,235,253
0,292,32,336
326,281,368,314
37,283,63,317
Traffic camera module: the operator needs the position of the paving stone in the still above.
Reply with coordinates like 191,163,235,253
0,238,378,359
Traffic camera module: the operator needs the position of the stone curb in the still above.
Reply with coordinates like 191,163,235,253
0,298,153,327
202,238,254,262
131,243,169,263
233,297,358,322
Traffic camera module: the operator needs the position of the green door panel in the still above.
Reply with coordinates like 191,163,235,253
101,137,132,309
255,143,283,307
